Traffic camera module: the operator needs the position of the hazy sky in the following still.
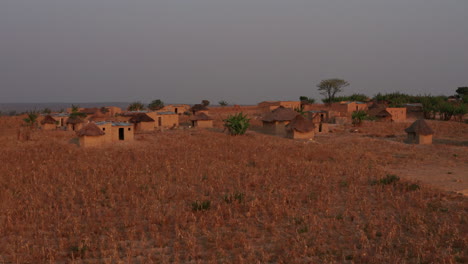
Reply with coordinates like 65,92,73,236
1,0,467,104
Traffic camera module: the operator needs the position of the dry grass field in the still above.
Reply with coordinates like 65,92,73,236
0,114,467,263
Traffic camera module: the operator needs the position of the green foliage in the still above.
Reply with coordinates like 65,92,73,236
23,111,38,127
202,100,210,106
294,105,306,116
127,101,146,111
317,78,350,105
69,105,87,119
299,96,315,104
351,110,368,126
456,87,468,96
224,112,250,135
322,93,368,104
192,200,211,211
224,192,245,204
407,184,421,191
42,108,52,114
376,174,400,185
148,99,164,111
218,100,228,106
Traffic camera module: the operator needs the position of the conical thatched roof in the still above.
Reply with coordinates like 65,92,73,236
129,113,155,123
41,115,57,125
405,119,434,135
67,116,85,124
286,115,315,133
190,112,213,121
262,106,299,122
76,123,105,137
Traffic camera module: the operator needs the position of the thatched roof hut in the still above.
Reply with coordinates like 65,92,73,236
67,116,85,124
286,115,315,133
262,106,299,122
190,112,213,121
129,113,155,123
190,104,209,113
41,115,57,125
76,123,105,137
405,119,434,135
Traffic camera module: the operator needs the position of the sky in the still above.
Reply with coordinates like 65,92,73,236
1,0,467,104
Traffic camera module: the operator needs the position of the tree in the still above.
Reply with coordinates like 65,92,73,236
456,87,468,97
42,108,52,114
202,100,210,107
299,96,315,105
127,101,146,111
317,79,350,106
100,107,109,114
352,110,368,126
23,111,38,127
224,113,250,135
148,99,165,111
218,100,228,107
70,104,86,118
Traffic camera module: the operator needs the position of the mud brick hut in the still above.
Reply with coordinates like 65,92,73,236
76,123,107,147
190,112,214,128
40,115,58,130
66,117,85,131
262,106,299,136
129,113,155,132
286,115,315,140
405,119,434,145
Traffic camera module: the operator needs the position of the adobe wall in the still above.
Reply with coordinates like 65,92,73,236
111,126,134,141
289,130,314,140
195,120,213,128
79,135,106,147
417,134,432,145
386,108,407,122
42,123,56,130
160,115,179,128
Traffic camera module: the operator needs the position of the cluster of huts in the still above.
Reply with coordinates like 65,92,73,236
36,100,435,147
257,100,433,144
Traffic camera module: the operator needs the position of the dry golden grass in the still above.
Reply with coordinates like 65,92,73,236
0,116,467,263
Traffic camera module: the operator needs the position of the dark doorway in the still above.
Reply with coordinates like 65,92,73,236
119,128,124,140
60,118,64,126
158,117,162,126
175,108,178,114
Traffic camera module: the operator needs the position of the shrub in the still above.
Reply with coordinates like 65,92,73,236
218,100,228,106
192,200,211,211
224,112,250,135
352,110,368,126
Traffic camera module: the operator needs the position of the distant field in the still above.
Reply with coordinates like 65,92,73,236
0,115,467,263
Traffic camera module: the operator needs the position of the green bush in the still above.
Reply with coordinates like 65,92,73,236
224,112,250,135
192,200,211,211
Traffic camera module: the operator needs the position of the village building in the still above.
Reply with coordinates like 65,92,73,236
40,115,58,130
385,107,407,122
257,101,301,113
155,111,179,129
305,110,329,133
189,104,209,115
50,113,69,127
286,115,315,140
331,101,368,115
190,112,214,128
161,104,190,115
374,109,393,122
66,117,85,131
76,123,107,147
404,119,434,145
262,106,299,136
129,113,155,132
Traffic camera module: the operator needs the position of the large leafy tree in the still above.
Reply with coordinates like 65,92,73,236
317,79,350,105
148,99,165,111
127,101,146,111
